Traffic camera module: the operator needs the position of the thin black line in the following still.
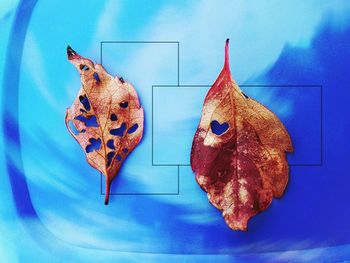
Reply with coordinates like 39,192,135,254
288,164,322,167
320,85,323,165
151,164,181,167
100,42,102,65
177,165,180,195
152,85,322,88
177,43,180,85
241,84,322,87
101,41,179,44
154,163,322,167
151,163,192,166
106,193,179,196
153,85,210,87
100,173,102,195
152,85,154,166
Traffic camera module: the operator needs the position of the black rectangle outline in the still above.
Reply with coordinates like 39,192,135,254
152,84,323,167
100,41,180,195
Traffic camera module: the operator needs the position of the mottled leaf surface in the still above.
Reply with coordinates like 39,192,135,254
65,46,144,204
190,40,293,231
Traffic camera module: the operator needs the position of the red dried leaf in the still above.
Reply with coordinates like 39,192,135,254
65,46,144,205
190,39,293,231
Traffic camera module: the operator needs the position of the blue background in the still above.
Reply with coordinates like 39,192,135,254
1,1,350,262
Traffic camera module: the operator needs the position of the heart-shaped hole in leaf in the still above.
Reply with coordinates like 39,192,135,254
210,120,229,135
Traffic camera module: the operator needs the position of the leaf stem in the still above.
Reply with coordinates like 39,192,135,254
104,179,110,205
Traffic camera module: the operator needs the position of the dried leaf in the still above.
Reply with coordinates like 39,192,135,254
65,46,144,205
190,39,293,231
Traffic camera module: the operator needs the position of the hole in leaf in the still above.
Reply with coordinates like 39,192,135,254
85,138,101,153
75,115,99,127
93,72,100,82
68,120,79,135
242,92,249,99
119,101,128,108
116,154,122,161
79,95,91,111
110,113,117,121
81,129,86,133
127,124,138,134
107,139,115,149
122,148,128,153
210,120,229,135
110,123,126,137
80,64,89,71
107,151,115,167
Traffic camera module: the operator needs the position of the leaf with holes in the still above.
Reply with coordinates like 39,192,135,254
190,39,293,231
65,46,144,204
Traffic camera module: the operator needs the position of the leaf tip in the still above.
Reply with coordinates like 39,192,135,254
224,38,230,71
67,45,77,60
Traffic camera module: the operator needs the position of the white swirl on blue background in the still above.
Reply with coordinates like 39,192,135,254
1,1,350,262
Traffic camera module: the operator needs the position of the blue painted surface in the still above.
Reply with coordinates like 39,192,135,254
1,1,350,262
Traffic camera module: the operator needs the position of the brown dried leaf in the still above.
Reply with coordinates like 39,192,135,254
190,39,293,231
65,46,144,205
